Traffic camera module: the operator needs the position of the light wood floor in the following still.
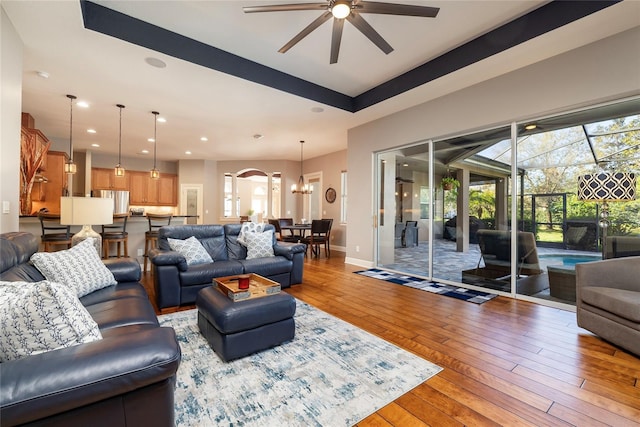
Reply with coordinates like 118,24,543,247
142,252,640,426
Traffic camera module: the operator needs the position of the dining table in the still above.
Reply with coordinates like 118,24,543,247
280,223,311,241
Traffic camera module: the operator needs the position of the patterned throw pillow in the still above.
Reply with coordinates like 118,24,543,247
30,238,117,298
245,229,275,259
168,236,213,265
237,222,265,247
0,280,102,362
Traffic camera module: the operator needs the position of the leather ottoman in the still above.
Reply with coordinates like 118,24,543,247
196,286,296,362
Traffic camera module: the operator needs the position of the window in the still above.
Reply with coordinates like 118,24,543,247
341,170,347,223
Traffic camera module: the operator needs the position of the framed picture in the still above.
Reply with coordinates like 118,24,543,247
325,187,337,203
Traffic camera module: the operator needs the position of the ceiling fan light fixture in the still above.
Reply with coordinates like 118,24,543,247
331,1,351,19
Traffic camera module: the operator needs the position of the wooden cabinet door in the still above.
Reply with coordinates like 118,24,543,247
129,172,149,204
92,168,112,190
92,168,130,190
156,175,177,205
112,173,129,190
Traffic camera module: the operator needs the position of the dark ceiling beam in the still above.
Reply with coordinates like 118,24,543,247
80,0,620,114
353,0,621,111
80,0,354,112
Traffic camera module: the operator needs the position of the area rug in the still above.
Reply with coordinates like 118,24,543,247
355,268,498,304
159,299,442,426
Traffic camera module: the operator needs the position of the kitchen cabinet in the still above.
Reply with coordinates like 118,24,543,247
129,171,177,206
92,167,129,190
31,151,68,214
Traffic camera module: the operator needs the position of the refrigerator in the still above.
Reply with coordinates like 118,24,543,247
97,190,130,214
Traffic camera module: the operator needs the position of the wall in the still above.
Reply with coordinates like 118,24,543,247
346,27,640,266
303,149,347,250
1,8,22,232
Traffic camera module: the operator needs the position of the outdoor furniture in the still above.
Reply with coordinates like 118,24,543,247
547,265,576,302
576,256,640,356
394,221,418,248
461,229,547,295
37,212,72,252
196,285,296,362
605,235,640,259
101,213,129,259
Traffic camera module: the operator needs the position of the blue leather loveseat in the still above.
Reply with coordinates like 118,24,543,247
149,224,306,309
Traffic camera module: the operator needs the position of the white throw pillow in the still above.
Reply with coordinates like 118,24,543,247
30,238,117,298
0,280,102,362
237,222,265,247
245,229,275,259
168,236,213,265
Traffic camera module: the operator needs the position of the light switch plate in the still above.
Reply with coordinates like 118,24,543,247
2,201,9,214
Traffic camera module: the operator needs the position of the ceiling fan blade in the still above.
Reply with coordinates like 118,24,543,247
330,18,345,64
347,13,393,54
356,1,439,18
243,3,328,13
278,11,333,53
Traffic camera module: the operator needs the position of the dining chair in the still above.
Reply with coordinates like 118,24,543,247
38,212,72,252
101,213,129,259
270,218,298,242
304,219,332,258
144,213,173,273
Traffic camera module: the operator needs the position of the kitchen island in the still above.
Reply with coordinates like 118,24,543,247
19,215,199,263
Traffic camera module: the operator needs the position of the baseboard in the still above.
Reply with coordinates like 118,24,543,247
344,257,374,269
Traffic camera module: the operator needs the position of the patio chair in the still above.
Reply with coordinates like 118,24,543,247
466,229,543,278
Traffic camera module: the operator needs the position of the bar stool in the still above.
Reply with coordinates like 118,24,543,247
144,213,173,273
38,212,72,252
101,213,129,259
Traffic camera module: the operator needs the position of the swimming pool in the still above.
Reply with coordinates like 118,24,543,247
539,254,601,267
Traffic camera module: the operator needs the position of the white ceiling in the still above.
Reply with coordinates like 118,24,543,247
4,1,639,163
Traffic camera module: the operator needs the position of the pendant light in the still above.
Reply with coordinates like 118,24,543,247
150,111,160,179
291,140,312,194
64,94,77,174
114,104,125,177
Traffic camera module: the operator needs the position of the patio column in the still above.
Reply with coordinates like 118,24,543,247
456,168,470,252
495,177,509,230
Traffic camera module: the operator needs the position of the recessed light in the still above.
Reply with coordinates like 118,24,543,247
403,163,409,167
148,138,155,143
87,129,97,134
185,151,192,155
76,101,89,108
253,134,264,140
200,137,208,142
524,123,537,130
36,71,49,79
157,117,166,123
91,143,100,147
141,149,149,154
145,57,167,68
311,107,324,113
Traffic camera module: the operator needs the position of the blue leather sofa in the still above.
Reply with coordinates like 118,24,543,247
149,224,306,309
0,232,181,427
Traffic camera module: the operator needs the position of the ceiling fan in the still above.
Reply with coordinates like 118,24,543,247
243,0,440,64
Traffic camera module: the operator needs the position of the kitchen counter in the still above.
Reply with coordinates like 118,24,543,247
19,214,199,263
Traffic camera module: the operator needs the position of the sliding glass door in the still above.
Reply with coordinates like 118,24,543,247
376,147,431,277
374,97,639,307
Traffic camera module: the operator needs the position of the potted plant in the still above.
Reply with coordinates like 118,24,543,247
441,176,460,191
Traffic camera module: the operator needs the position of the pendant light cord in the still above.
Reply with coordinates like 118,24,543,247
152,111,159,169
